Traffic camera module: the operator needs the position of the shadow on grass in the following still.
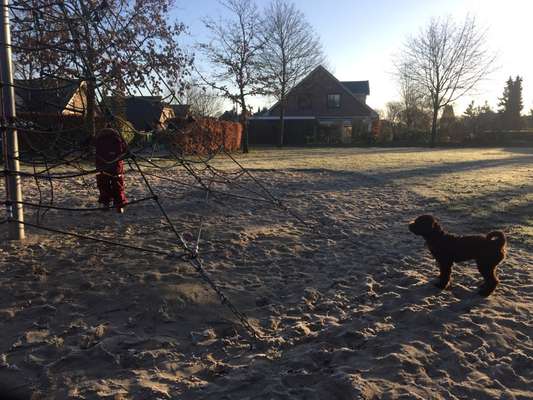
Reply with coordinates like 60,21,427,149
370,154,533,183
245,153,532,193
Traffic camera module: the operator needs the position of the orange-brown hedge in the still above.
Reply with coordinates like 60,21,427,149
164,117,242,154
15,113,243,155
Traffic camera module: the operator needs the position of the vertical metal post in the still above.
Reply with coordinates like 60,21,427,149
1,0,24,240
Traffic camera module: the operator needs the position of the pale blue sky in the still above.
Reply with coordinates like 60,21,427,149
173,0,533,115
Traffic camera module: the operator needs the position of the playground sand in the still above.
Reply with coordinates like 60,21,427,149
0,147,532,399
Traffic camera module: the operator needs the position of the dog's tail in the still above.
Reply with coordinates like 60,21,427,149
487,231,506,249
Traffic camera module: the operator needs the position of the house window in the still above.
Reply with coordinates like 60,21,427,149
297,94,312,110
327,94,341,109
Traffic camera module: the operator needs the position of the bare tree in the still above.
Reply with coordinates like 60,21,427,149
398,68,427,130
259,0,323,147
11,0,192,137
198,0,264,153
182,82,224,118
385,101,402,123
397,16,495,146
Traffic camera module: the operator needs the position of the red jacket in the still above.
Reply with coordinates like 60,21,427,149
95,128,127,173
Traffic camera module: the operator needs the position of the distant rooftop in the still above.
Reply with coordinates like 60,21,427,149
14,78,83,113
103,96,168,131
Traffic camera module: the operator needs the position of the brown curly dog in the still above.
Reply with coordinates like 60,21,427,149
409,215,506,296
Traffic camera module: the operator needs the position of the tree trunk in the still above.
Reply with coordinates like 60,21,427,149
430,106,438,147
278,100,285,148
279,65,287,148
240,97,249,154
85,78,96,139
241,117,249,154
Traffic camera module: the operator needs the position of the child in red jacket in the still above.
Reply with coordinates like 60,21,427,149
95,127,128,213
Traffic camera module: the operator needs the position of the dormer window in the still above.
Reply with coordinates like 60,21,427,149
327,94,341,109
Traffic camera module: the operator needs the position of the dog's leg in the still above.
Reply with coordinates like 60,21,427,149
435,260,453,290
477,261,499,297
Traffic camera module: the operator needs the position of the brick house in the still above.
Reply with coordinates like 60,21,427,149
15,78,87,115
250,65,378,145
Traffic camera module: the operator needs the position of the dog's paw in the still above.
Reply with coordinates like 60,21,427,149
478,286,496,297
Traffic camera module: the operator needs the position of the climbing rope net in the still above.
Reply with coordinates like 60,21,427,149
4,118,312,344
1,0,309,344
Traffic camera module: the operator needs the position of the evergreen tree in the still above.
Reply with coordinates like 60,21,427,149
463,101,480,134
498,76,523,130
498,77,512,129
480,101,493,114
464,101,476,119
478,101,496,132
511,76,524,129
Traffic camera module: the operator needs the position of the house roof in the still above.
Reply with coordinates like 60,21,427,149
219,109,239,122
14,78,83,113
102,96,171,131
340,81,370,96
267,65,377,117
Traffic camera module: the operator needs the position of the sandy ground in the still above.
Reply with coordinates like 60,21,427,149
0,147,532,399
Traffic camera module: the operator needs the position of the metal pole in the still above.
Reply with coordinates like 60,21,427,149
1,0,24,240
